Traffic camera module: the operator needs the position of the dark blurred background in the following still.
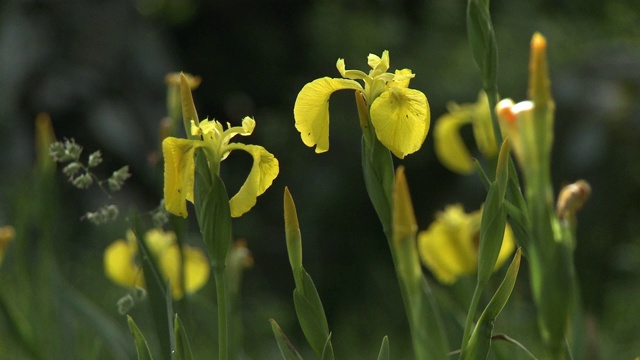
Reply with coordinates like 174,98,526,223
1,0,640,358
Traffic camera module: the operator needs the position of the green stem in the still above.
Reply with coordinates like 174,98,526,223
214,265,228,360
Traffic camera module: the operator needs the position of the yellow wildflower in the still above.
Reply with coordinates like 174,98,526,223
104,229,210,299
417,204,515,284
294,51,430,158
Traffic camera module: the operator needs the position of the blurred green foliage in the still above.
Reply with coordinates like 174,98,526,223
1,0,640,358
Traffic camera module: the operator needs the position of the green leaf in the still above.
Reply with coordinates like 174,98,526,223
361,134,394,237
127,315,154,360
284,187,303,288
476,182,507,286
376,336,390,360
463,249,522,360
194,149,232,268
466,0,498,91
269,319,304,360
293,271,331,356
173,314,194,360
320,333,335,360
133,223,172,360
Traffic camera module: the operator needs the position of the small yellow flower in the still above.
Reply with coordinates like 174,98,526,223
103,229,210,299
294,51,430,159
0,226,15,266
434,91,498,174
417,204,515,284
163,116,279,218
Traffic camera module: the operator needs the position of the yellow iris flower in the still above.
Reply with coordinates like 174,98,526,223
294,51,430,159
104,228,210,299
417,204,515,284
162,116,279,218
433,91,498,174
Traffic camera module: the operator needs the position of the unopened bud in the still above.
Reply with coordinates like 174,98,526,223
557,180,591,220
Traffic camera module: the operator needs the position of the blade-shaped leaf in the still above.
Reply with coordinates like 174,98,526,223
293,271,330,356
320,333,334,360
269,319,303,360
173,314,194,360
376,336,390,360
194,149,231,268
462,249,522,360
127,315,154,360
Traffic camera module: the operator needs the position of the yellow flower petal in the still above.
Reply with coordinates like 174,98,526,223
495,221,516,271
294,77,362,153
229,145,279,217
369,87,430,158
159,244,210,299
417,204,516,284
144,228,176,257
104,239,144,288
387,69,415,88
162,137,199,218
434,113,475,174
368,51,390,75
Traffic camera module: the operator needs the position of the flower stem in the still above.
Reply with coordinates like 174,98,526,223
214,264,228,360
461,283,483,353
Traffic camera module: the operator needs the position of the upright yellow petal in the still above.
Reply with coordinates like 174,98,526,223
229,145,279,217
104,239,144,288
434,113,475,174
144,228,176,257
162,137,199,218
387,69,415,89
159,244,210,299
294,77,362,153
369,87,430,158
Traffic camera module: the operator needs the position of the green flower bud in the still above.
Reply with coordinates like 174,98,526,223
88,150,103,168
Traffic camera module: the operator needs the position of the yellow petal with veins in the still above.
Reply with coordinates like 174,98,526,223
370,87,430,159
162,137,199,218
229,145,279,217
294,77,362,153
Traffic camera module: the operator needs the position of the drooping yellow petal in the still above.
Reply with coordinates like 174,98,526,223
294,77,362,153
229,145,279,217
104,239,144,288
434,113,475,174
369,87,430,159
158,244,210,299
162,137,199,218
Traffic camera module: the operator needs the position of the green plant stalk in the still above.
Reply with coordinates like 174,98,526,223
357,92,448,359
214,265,229,360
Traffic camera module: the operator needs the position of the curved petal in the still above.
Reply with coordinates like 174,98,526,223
159,244,210,299
229,145,279,217
368,51,390,76
370,87,430,158
388,69,415,88
104,239,143,288
162,137,199,218
434,113,475,174
336,59,368,80
294,77,362,153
